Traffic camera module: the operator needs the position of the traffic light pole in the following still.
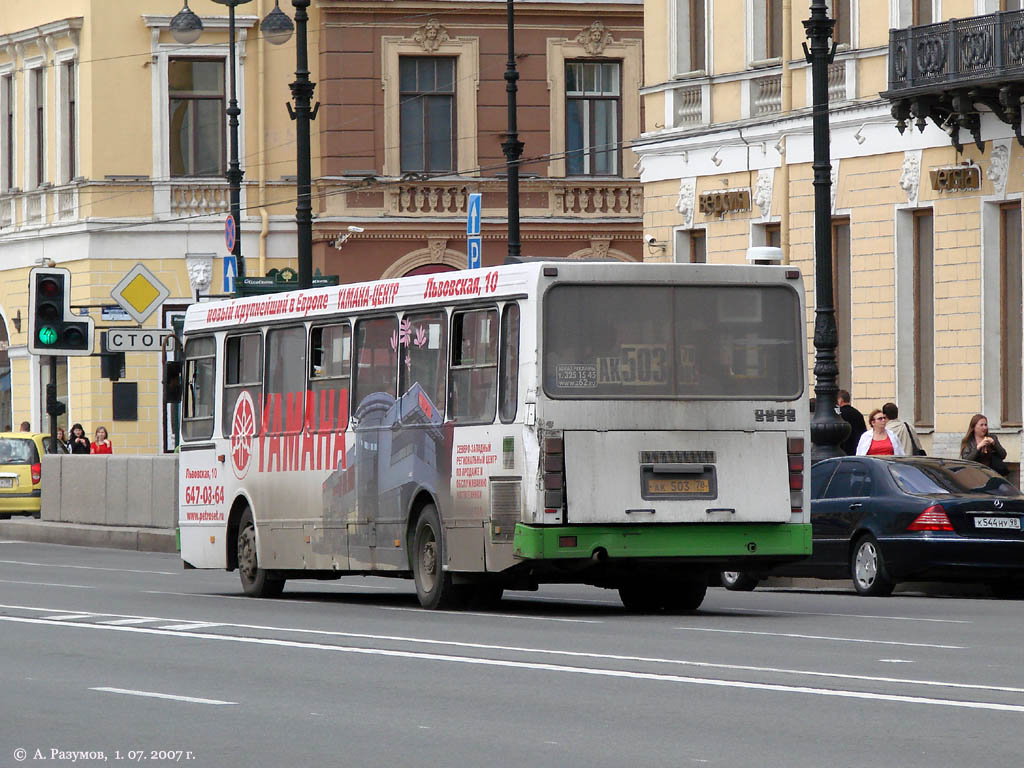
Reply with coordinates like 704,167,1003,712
47,357,58,454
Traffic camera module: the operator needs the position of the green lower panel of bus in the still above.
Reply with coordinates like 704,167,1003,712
513,522,812,560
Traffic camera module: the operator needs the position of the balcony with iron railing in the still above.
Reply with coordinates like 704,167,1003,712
883,10,1024,150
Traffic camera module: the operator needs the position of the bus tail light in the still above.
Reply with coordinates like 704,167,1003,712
787,438,804,503
543,435,565,516
907,505,953,532
31,463,42,484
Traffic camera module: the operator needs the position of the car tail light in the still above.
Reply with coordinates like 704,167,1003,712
543,435,565,516
31,463,41,484
907,505,953,532
787,437,804,501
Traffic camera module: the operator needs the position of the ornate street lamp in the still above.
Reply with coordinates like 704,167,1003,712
503,0,524,262
804,0,849,461
264,1,316,290
171,0,285,293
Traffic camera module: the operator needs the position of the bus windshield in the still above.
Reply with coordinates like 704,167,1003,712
543,284,802,399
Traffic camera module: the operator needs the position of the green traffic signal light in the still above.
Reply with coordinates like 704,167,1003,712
38,326,58,345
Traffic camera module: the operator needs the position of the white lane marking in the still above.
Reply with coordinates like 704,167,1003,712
880,659,915,664
158,622,222,631
0,559,177,575
1,602,1015,695
145,591,253,600
378,605,602,624
717,606,971,624
100,618,156,626
1,616,1018,714
0,579,94,589
675,626,964,649
40,613,95,621
90,687,236,705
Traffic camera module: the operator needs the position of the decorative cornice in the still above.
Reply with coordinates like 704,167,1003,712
141,15,259,30
0,17,83,51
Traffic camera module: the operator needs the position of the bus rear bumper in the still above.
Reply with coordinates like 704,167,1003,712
512,522,812,563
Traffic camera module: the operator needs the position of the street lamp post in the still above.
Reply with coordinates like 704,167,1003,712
502,0,524,262
170,0,258,293
804,0,849,461
263,1,316,290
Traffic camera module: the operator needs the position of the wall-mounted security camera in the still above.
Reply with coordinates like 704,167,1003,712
644,234,657,245
347,225,364,233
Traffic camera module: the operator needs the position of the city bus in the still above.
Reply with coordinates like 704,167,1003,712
176,260,811,611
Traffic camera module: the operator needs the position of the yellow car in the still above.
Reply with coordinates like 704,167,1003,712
0,432,58,519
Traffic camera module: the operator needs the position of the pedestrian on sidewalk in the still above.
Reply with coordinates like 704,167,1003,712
838,389,867,455
68,423,91,454
960,414,1008,476
856,409,905,456
882,402,924,455
90,426,113,455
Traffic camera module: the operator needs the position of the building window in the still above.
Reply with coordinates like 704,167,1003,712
168,59,225,177
765,222,781,249
832,218,852,392
1,74,13,192
674,229,706,263
63,61,77,183
1001,203,1022,426
33,68,45,188
913,210,934,427
767,0,784,59
675,0,707,74
831,0,852,46
912,0,932,25
566,60,621,176
399,57,455,173
1002,0,1023,11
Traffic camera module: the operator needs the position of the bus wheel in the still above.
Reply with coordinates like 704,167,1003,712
721,571,759,591
618,581,660,613
660,579,708,613
237,508,285,598
412,504,468,610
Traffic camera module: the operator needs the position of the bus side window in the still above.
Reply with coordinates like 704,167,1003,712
182,337,216,440
353,315,398,414
399,310,447,420
310,323,351,432
222,333,263,438
449,308,498,424
265,326,308,434
499,302,520,423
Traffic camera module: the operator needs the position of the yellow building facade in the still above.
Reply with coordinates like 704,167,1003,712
0,0,308,452
637,0,1024,471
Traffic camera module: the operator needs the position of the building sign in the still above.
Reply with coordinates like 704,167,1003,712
929,164,981,192
699,189,751,217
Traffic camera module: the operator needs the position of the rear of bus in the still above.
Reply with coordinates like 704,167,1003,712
515,262,810,608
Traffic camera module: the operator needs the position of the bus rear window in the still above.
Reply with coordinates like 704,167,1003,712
543,284,801,399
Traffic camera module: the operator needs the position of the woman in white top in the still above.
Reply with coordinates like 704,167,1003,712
855,409,905,456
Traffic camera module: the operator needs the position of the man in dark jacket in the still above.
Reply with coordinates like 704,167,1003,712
838,389,867,456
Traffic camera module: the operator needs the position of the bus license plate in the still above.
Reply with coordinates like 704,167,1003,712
974,516,1021,529
646,477,710,495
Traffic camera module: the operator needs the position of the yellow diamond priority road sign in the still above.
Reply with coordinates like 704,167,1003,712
110,263,170,324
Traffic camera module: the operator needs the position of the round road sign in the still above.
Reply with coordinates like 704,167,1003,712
225,214,236,253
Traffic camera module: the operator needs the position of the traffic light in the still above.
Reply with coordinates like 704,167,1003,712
27,268,95,356
45,383,66,417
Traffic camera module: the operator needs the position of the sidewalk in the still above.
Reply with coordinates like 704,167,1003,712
0,518,177,553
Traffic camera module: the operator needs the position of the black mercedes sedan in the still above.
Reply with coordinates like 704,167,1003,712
722,456,1024,597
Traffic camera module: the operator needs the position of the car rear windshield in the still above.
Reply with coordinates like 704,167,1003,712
543,284,802,399
0,438,40,464
888,461,1020,497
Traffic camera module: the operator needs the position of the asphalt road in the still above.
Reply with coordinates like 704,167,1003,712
1,541,1022,768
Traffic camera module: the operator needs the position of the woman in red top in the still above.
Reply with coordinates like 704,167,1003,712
855,409,905,456
90,426,113,455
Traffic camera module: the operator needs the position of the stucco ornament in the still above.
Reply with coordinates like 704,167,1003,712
413,19,449,52
589,238,611,260
988,143,1010,197
185,255,213,296
754,170,774,219
427,237,448,262
575,22,613,55
899,152,921,205
675,178,696,229
830,162,839,213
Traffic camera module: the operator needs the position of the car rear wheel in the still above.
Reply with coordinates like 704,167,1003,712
237,508,286,598
721,571,759,591
851,535,895,597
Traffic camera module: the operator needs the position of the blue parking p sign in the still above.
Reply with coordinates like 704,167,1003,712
468,236,482,269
